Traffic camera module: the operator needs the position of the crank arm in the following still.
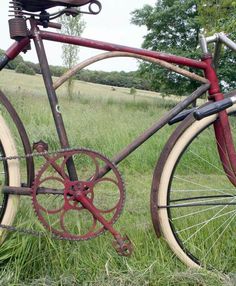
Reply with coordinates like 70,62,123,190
78,194,133,256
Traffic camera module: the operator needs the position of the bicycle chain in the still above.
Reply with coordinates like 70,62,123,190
0,147,120,242
0,147,82,161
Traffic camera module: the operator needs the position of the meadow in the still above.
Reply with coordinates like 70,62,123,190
0,70,234,285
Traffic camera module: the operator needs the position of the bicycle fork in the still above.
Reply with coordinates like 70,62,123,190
199,40,236,188
214,104,236,188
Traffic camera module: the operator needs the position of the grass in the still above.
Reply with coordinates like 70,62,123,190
0,70,234,285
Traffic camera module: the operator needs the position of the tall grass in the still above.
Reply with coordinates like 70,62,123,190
0,70,233,285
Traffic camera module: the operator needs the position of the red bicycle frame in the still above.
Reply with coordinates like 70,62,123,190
2,18,236,186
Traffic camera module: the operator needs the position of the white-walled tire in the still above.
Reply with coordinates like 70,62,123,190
151,104,236,271
0,114,20,244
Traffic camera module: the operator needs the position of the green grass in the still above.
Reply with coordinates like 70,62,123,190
0,70,234,285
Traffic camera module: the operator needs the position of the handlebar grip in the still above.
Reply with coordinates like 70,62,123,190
193,98,233,120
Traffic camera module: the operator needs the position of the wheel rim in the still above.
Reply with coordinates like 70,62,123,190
164,111,236,271
0,141,9,222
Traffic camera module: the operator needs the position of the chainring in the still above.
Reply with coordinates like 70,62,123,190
31,148,125,241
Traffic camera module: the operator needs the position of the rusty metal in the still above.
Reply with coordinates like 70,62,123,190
31,149,126,242
214,107,236,187
113,234,133,256
33,140,49,152
5,37,31,59
201,54,236,188
9,0,23,17
0,90,34,186
95,84,210,179
2,186,64,196
8,1,28,41
31,20,78,181
8,18,28,41
40,30,207,70
150,112,198,237
53,52,208,90
36,20,62,30
108,84,209,176
150,89,236,238
2,16,236,261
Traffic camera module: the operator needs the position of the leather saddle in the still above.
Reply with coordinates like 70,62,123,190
19,0,92,12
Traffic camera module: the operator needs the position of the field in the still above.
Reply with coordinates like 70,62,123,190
0,70,234,285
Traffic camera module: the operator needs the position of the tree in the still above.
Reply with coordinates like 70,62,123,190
15,62,36,75
131,0,236,95
60,13,85,99
131,0,201,96
196,1,236,91
197,0,236,33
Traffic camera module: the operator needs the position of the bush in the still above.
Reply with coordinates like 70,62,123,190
130,87,137,95
15,62,36,75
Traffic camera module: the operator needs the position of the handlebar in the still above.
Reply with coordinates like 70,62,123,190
207,33,236,52
200,32,236,69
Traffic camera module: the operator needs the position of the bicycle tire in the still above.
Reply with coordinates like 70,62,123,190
0,114,20,244
151,104,236,271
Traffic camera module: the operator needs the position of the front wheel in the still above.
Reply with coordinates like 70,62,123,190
0,114,20,244
151,104,236,271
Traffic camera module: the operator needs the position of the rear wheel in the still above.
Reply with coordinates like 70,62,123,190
151,105,236,271
0,114,20,244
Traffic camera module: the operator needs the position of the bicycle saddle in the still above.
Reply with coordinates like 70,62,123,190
18,0,92,12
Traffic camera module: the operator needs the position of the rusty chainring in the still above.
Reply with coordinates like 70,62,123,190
0,147,133,255
31,148,125,241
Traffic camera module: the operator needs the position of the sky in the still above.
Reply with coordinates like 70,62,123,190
1,1,156,71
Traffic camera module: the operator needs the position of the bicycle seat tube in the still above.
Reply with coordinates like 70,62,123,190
30,19,78,181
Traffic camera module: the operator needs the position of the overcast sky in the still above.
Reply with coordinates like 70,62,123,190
1,1,156,71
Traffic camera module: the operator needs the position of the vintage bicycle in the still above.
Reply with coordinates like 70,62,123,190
0,0,236,272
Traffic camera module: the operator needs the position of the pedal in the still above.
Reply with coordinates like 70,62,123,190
113,234,133,257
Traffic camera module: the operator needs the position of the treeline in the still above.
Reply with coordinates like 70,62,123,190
0,49,152,91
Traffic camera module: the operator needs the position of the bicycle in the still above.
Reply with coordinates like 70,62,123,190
0,0,236,272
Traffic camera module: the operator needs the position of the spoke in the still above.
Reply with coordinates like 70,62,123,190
172,204,227,221
189,148,232,178
202,210,236,261
173,175,234,197
204,208,236,245
179,196,236,243
175,208,236,234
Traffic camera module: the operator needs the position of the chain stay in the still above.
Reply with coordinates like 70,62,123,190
0,222,93,241
0,147,111,241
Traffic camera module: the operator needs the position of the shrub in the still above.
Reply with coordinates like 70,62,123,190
130,87,137,95
15,62,36,75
